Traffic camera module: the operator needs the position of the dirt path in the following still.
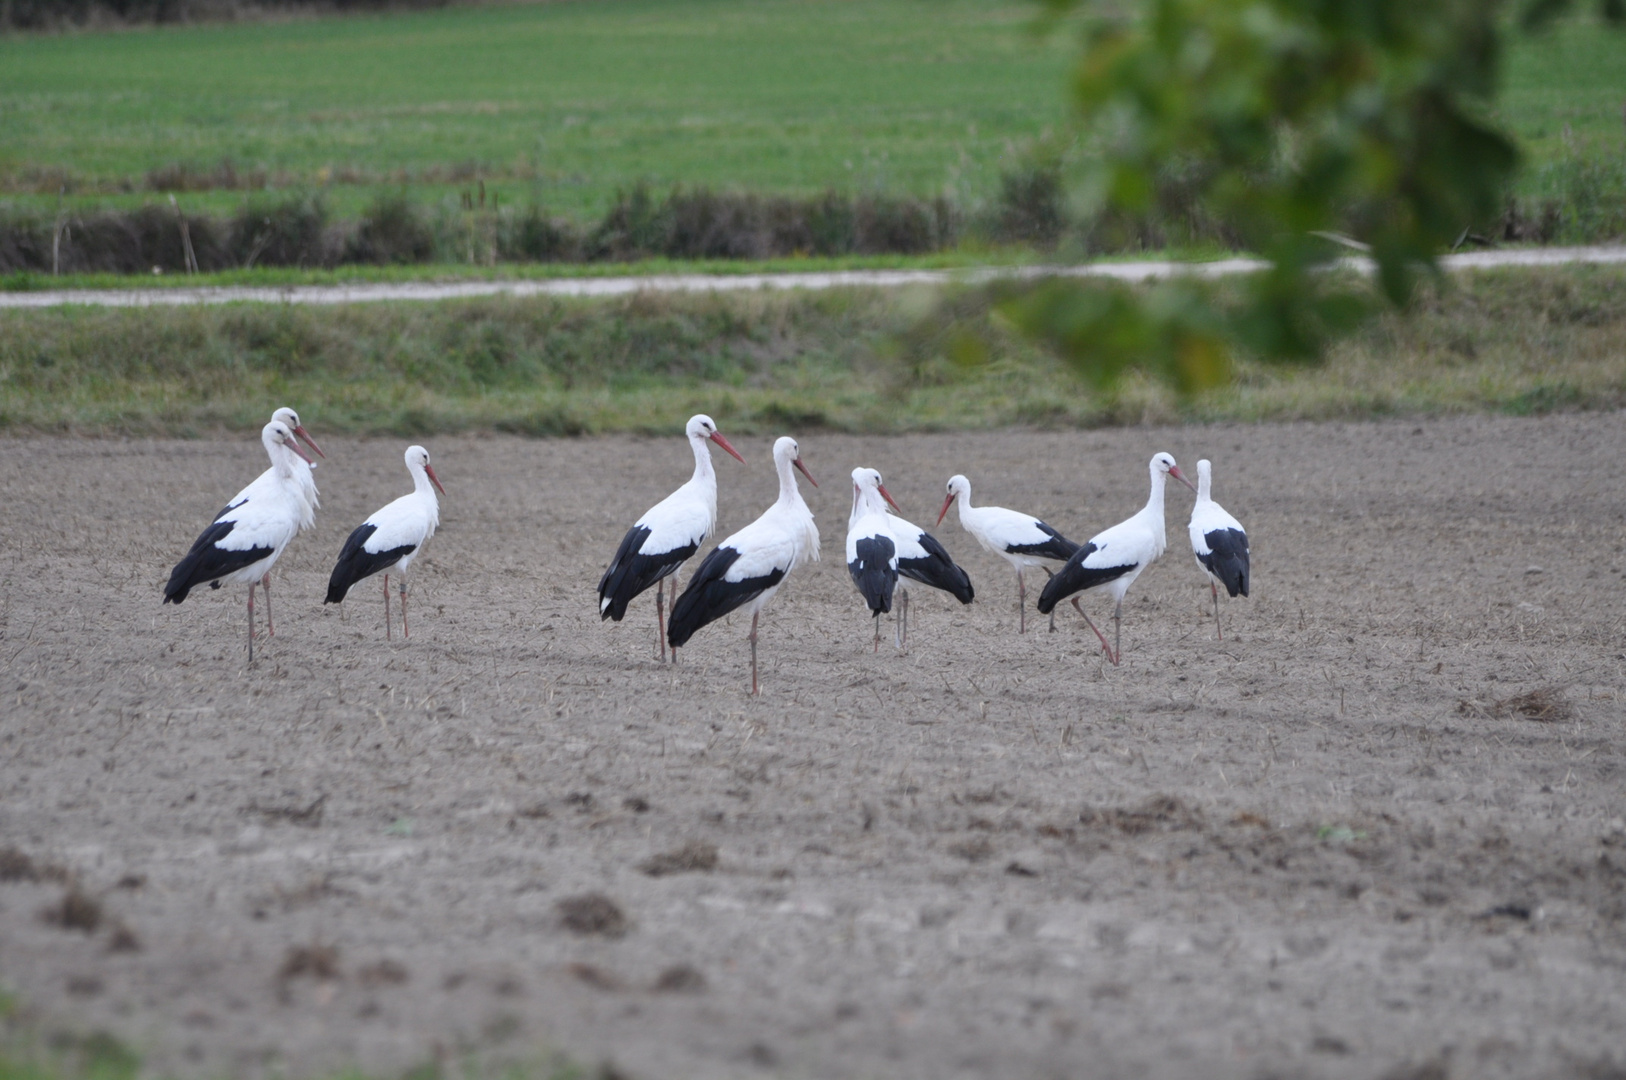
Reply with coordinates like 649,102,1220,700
2,414,1625,1080
2,245,1624,309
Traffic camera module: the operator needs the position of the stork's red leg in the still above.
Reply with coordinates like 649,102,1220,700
262,573,274,637
247,583,256,664
656,578,667,662
400,579,409,639
1017,569,1027,635
1112,599,1123,667
1211,580,1222,641
749,612,760,696
1071,597,1114,662
384,574,391,641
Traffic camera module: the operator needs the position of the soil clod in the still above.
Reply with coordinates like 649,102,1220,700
41,887,103,933
278,944,341,982
556,893,629,938
1080,795,1203,835
638,842,719,877
652,965,707,994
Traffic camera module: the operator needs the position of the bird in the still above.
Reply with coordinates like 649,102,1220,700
936,474,1078,633
1037,452,1196,665
887,503,974,649
220,406,326,637
846,468,901,652
1187,458,1250,639
163,419,316,662
667,436,820,695
324,445,446,639
598,414,747,661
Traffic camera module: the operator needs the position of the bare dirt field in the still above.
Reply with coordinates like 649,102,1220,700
3,413,1625,1080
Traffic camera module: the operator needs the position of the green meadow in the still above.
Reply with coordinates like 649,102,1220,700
1,0,1620,222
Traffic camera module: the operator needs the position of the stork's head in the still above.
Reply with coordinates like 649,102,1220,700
774,436,817,487
406,445,446,495
850,467,901,514
271,406,325,460
686,414,745,463
937,474,970,525
264,420,314,465
1152,452,1197,493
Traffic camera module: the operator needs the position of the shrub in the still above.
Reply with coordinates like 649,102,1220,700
346,193,436,265
227,194,335,268
993,165,1066,247
497,204,583,262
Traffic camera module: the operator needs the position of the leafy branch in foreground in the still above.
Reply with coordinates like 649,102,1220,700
1009,0,1526,391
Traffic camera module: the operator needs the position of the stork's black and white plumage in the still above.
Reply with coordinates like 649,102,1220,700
667,436,820,695
1188,458,1249,639
846,468,902,652
324,445,446,639
937,474,1077,634
598,414,746,661
1037,452,1196,665
163,420,316,662
221,406,326,636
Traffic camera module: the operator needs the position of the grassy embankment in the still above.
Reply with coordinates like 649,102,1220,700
2,266,1622,436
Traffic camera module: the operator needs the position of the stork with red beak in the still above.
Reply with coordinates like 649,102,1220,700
667,436,820,695
325,445,447,640
221,406,326,636
847,467,903,652
599,414,747,661
937,474,1079,634
163,419,316,662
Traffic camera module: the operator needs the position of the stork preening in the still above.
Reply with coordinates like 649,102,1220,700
221,406,326,636
163,420,316,662
598,414,747,661
1188,458,1250,639
1037,453,1196,665
324,445,446,639
937,474,1077,633
667,436,820,695
846,468,902,652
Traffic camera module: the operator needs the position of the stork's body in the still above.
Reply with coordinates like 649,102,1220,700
1188,458,1250,639
937,475,1077,633
222,407,326,635
846,468,902,652
163,420,315,662
878,499,973,649
667,436,819,694
325,445,446,639
1037,453,1195,665
598,414,746,661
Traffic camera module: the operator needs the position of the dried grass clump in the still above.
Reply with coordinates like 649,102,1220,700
1458,686,1572,723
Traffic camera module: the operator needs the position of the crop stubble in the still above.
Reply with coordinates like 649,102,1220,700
2,413,1625,1080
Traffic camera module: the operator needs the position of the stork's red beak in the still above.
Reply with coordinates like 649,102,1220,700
877,483,902,515
292,425,325,459
710,431,747,464
425,464,446,495
936,492,956,526
286,440,314,466
1170,465,1197,493
793,457,818,488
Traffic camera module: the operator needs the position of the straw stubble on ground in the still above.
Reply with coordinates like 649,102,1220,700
2,413,1625,1080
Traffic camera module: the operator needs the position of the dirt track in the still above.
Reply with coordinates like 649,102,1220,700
3,414,1625,1080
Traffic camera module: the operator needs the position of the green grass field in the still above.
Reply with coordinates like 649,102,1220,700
0,0,1072,219
2,0,1620,224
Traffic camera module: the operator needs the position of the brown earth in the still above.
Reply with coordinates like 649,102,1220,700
2,413,1625,1080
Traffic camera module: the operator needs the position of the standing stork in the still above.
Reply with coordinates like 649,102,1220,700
324,445,446,639
846,468,902,652
163,420,315,662
598,414,747,661
667,436,819,695
222,406,326,636
1037,452,1196,665
937,474,1077,633
1188,458,1250,639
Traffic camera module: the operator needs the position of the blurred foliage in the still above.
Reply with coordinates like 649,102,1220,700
991,0,1582,393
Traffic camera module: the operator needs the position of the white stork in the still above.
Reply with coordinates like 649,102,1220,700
937,474,1078,634
598,414,747,661
220,407,325,635
1037,452,1196,665
847,468,902,652
163,420,316,662
324,445,446,639
1188,458,1250,639
667,436,819,695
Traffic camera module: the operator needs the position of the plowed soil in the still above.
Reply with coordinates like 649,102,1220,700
3,413,1625,1080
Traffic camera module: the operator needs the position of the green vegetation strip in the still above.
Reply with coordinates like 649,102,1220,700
2,266,1622,437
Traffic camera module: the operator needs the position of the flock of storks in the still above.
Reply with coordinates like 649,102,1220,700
161,410,1250,691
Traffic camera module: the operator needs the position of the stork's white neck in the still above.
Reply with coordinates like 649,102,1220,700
265,433,300,480
1143,462,1170,523
774,449,801,506
1195,466,1212,503
688,432,717,486
954,482,975,522
409,462,438,500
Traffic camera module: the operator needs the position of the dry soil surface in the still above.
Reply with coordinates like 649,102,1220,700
2,414,1625,1080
